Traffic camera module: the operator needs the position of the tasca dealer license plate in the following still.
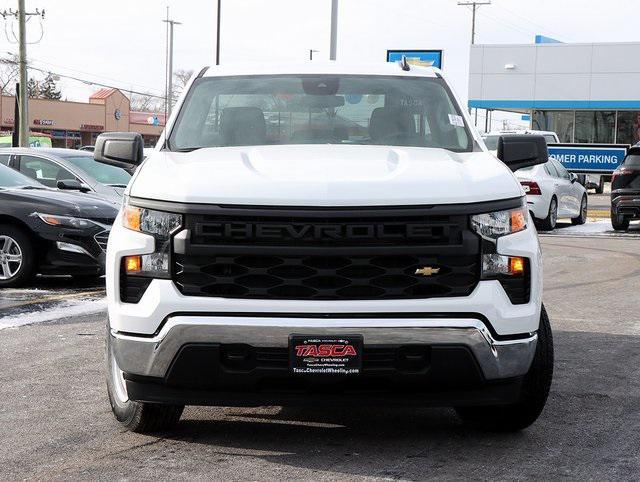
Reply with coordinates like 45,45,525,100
289,334,363,375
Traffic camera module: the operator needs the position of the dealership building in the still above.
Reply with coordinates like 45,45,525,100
468,40,640,146
0,88,165,148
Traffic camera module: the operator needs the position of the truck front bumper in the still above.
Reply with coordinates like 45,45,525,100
111,315,537,407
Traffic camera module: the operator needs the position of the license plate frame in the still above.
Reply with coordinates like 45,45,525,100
289,334,363,375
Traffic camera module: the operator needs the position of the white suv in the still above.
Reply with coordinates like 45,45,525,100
97,62,553,433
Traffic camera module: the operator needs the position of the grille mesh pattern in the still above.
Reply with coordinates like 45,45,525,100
174,253,478,300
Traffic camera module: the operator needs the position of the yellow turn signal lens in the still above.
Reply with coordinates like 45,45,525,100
511,209,527,233
124,255,142,274
509,256,525,275
123,205,142,232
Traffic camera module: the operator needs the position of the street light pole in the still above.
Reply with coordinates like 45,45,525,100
17,0,28,147
216,0,221,65
329,0,338,60
162,16,181,115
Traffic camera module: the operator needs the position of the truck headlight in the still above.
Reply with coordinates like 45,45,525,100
121,199,182,279
122,203,182,236
470,202,527,239
471,199,530,304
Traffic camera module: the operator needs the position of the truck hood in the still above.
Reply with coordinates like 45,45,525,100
130,145,523,206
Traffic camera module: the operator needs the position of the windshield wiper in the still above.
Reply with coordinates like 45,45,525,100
19,185,48,190
107,184,128,188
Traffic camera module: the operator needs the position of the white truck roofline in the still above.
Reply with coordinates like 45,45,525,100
201,61,440,78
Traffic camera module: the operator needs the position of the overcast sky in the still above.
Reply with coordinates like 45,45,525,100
1,0,638,118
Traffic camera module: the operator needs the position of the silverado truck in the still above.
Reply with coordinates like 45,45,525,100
95,61,553,433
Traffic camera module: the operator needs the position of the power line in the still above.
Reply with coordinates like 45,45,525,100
474,8,539,39
492,0,569,42
25,55,164,96
0,56,165,99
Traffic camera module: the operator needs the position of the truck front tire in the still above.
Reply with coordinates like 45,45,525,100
455,305,554,432
106,327,184,433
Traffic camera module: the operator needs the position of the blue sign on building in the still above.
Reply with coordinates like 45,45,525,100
387,50,443,69
548,144,629,173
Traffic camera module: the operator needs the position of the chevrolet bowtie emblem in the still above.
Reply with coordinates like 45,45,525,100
415,267,440,276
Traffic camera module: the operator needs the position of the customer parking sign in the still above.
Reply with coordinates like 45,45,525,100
548,144,629,173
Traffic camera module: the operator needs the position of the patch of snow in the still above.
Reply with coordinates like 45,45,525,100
0,298,106,330
540,220,640,238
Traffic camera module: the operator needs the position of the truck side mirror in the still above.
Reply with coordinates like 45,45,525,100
94,132,144,170
497,135,549,172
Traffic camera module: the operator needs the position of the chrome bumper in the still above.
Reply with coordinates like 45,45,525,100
111,316,537,381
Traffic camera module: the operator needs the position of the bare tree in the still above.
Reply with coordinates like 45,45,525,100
171,69,194,107
0,55,19,95
130,92,162,112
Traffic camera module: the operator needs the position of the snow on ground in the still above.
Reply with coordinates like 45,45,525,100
0,297,106,330
541,219,640,238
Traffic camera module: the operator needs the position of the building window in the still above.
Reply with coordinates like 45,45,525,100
616,112,640,146
575,111,615,144
532,111,574,142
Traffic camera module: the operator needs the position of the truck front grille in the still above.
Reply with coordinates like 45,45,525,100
172,206,481,301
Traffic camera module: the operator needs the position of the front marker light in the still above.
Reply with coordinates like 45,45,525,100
124,255,142,274
471,203,527,239
482,254,526,277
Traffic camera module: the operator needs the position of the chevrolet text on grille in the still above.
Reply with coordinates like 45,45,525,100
197,222,440,240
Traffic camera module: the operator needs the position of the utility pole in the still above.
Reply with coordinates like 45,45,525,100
1,3,45,147
329,0,338,60
457,1,490,45
162,13,181,115
216,0,221,65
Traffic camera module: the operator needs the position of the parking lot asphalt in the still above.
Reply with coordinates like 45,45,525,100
1,234,639,480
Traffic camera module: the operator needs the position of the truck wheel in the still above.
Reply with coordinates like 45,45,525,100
0,224,36,288
571,195,587,225
611,212,629,231
455,305,554,432
106,327,184,433
538,197,558,231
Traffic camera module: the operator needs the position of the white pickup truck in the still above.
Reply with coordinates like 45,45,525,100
95,61,553,433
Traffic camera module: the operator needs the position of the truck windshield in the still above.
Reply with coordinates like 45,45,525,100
169,75,472,152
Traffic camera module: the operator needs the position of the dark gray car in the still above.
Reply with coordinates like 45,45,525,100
0,147,131,205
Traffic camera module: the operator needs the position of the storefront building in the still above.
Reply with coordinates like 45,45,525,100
468,41,640,145
0,88,165,148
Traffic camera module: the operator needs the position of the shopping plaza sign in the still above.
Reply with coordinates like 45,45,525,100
547,144,629,173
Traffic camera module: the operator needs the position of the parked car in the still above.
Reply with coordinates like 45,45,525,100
516,157,588,230
0,147,131,205
482,130,559,153
611,145,640,231
0,164,118,287
99,62,553,433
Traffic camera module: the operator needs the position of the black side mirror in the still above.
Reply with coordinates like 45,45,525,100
569,172,578,183
57,179,91,193
94,132,144,170
497,135,549,172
